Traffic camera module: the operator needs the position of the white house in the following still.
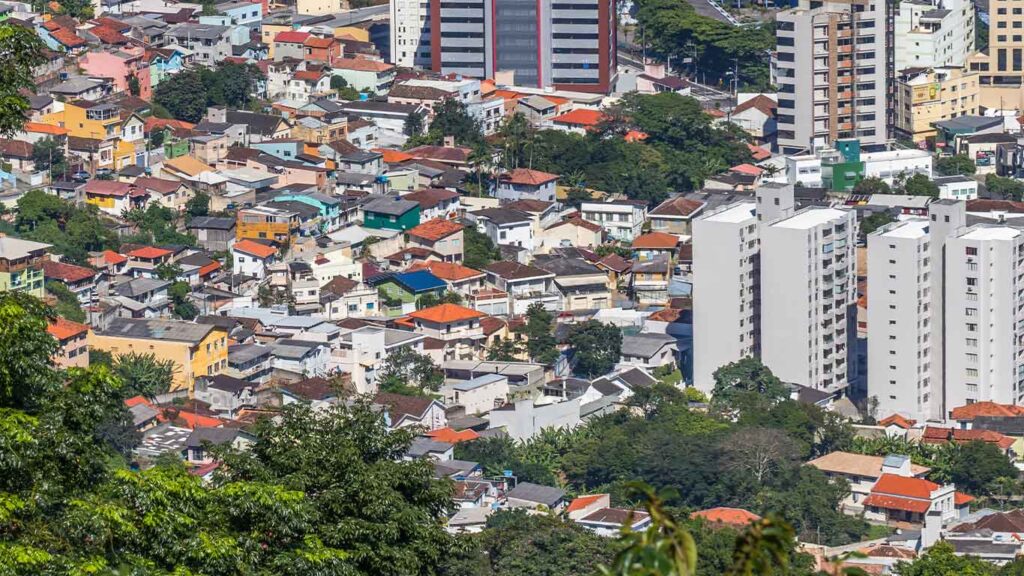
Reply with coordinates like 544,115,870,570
580,200,648,242
472,208,534,251
484,260,560,314
232,240,278,279
336,327,425,393
618,333,678,371
268,338,331,377
444,373,509,415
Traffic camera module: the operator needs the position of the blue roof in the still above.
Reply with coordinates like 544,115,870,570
393,270,446,293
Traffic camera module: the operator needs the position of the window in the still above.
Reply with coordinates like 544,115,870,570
966,247,978,255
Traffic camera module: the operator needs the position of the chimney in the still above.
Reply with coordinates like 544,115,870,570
443,135,455,147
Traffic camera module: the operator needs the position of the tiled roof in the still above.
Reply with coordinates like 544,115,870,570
650,196,705,218
950,401,1024,420
747,143,772,161
597,253,630,273
408,261,484,281
549,216,602,233
42,260,96,282
862,494,931,514
233,239,277,259
732,94,777,117
0,139,33,159
408,218,463,241
506,199,553,213
101,249,127,265
871,473,940,499
631,232,680,249
405,144,472,163
374,392,437,421
303,36,334,48
128,246,172,259
375,148,413,163
567,494,607,513
807,451,930,478
479,315,505,336
133,176,182,194
425,426,479,443
83,180,135,197
624,130,648,142
332,57,393,72
879,414,917,429
407,303,485,324
922,426,1016,450
403,188,460,209
274,30,310,43
485,260,551,280
47,317,89,341
293,69,324,82
551,108,604,127
730,163,764,176
500,167,559,186
50,27,87,48
691,507,762,527
22,122,68,135
88,25,130,44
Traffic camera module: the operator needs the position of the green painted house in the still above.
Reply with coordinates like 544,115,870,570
368,270,446,316
361,196,420,231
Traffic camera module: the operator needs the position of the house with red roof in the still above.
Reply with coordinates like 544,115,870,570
232,239,279,279
921,426,1018,456
406,303,486,360
863,473,972,525
83,180,149,216
631,231,682,262
90,250,128,276
407,261,486,295
950,401,1024,426
331,57,397,93
273,30,312,60
730,94,777,145
408,219,465,263
496,168,560,203
550,108,605,135
126,246,173,278
42,260,97,304
649,196,707,236
691,507,762,529
47,317,90,369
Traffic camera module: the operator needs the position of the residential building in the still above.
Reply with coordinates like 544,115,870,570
580,200,648,242
894,67,981,142
371,269,447,315
630,255,671,306
42,260,97,304
361,196,421,231
760,207,857,392
648,196,706,236
729,94,777,146
408,261,487,295
186,216,237,252
407,219,465,263
495,168,559,203
407,303,486,360
330,58,396,94
47,317,90,369
82,180,149,215
193,374,258,418
967,1,1024,108
0,236,50,297
484,260,559,313
535,255,612,310
473,208,535,251
236,205,301,243
232,239,279,279
944,225,1024,408
225,343,273,383
337,327,425,393
631,232,680,263
269,338,331,377
166,23,233,65
321,277,380,320
444,373,509,415
807,452,931,513
402,188,461,221
487,398,580,441
935,175,979,200
374,392,448,430
424,0,618,93
863,473,972,525
692,203,758,392
390,0,431,69
867,219,933,423
90,318,229,392
893,0,973,74
775,0,889,153
618,333,678,370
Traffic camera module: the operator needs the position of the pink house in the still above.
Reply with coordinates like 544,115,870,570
79,47,152,100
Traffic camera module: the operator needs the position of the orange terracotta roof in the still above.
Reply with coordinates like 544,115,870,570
955,492,975,506
493,89,523,101
862,494,931,514
101,250,127,265
631,232,680,249
233,239,277,259
691,507,762,527
275,31,311,43
500,167,559,186
332,57,393,72
747,143,772,161
408,261,484,281
303,36,335,48
375,148,413,163
168,409,225,429
144,117,196,132
128,246,172,259
921,426,1016,450
47,317,89,341
624,130,648,142
950,401,1024,420
42,259,96,283
551,108,605,127
879,414,917,429
199,261,221,277
408,218,464,241
730,163,764,176
23,122,68,135
293,69,324,82
732,94,777,117
125,395,153,409
407,303,485,324
50,27,87,48
871,473,940,499
425,426,480,443
544,95,569,106
567,494,607,513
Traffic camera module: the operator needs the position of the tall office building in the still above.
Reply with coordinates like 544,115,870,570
691,202,759,392
391,0,432,68
423,0,617,93
866,219,934,422
775,0,888,154
944,225,1024,409
760,207,858,392
893,0,973,74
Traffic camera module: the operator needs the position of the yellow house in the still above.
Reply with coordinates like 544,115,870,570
334,26,369,42
0,236,50,298
261,23,292,58
90,318,229,393
41,101,122,142
895,67,980,142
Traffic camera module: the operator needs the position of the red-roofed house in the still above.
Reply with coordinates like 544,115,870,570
863,473,971,525
407,304,486,360
331,58,397,93
303,35,342,65
407,261,486,294
551,108,605,134
649,196,706,236
273,30,312,60
232,239,279,279
691,507,762,529
567,494,611,520
950,401,1024,426
408,219,465,262
83,180,149,215
496,168,560,203
631,232,681,262
126,246,173,278
426,426,480,444
47,317,90,369
730,95,777,144
42,260,97,303
921,426,1018,455
91,250,128,276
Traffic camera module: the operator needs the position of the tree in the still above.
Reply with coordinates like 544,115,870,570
498,112,534,171
986,173,1024,201
722,427,800,485
154,69,209,123
330,74,349,91
569,320,622,378
127,73,141,97
935,154,977,176
0,25,46,137
407,98,483,148
168,281,198,320
205,62,263,109
403,110,424,136
113,351,177,398
14,191,120,264
416,290,463,309
518,303,559,365
486,337,523,361
852,177,891,195
711,358,789,412
902,173,941,197
45,280,86,323
32,136,67,178
186,190,211,217
895,541,996,576
149,126,167,149
0,291,59,409
464,226,501,269
377,346,444,394
947,440,1018,495
860,210,895,237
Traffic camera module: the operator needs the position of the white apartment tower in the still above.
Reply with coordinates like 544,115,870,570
760,207,858,392
775,0,888,154
691,202,759,392
893,0,974,73
390,0,431,68
944,225,1024,409
866,219,933,422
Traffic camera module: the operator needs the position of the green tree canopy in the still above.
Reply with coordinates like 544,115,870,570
517,303,559,365
901,173,941,197
853,176,891,195
0,25,46,137
935,154,977,176
569,320,623,378
113,351,177,398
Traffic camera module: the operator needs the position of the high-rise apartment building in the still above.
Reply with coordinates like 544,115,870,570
944,225,1024,409
691,202,759,392
968,0,1024,108
893,0,973,74
775,0,888,154
395,0,618,93
760,207,858,392
866,219,933,422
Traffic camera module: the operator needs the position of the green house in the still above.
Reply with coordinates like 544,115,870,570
362,196,420,231
369,270,446,316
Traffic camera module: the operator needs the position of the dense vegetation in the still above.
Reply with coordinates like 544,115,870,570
154,62,264,123
8,190,120,265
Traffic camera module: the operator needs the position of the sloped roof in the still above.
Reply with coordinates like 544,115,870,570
274,30,310,43
631,232,680,249
47,317,89,340
485,260,552,280
500,168,559,186
403,187,459,209
42,259,96,282
691,507,762,527
127,246,172,259
551,108,604,127
233,239,277,259
732,94,777,117
950,401,1024,420
408,218,463,241
332,57,393,72
871,473,940,499
650,196,705,218
408,303,485,324
408,261,483,281
807,451,930,478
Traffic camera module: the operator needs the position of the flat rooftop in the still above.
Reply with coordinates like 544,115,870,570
881,219,929,239
960,226,1022,241
771,207,849,229
703,202,756,224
